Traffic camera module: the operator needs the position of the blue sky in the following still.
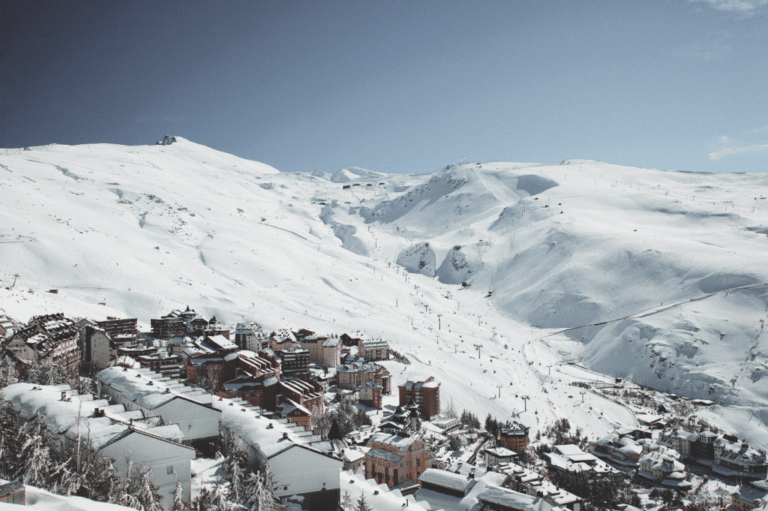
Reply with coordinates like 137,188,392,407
1,0,767,174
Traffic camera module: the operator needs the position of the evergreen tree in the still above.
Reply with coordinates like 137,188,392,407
244,467,283,511
0,356,18,388
356,492,372,511
137,468,164,511
17,415,52,487
341,490,353,510
0,401,23,479
224,440,248,504
172,480,189,511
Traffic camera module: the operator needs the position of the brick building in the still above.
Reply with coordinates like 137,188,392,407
498,421,530,453
364,432,437,488
398,377,440,420
6,314,80,377
277,347,309,377
269,329,298,351
234,322,266,351
138,352,184,379
95,317,137,347
299,332,342,368
336,359,391,394
81,324,112,371
357,380,383,409
151,317,186,340
358,338,389,361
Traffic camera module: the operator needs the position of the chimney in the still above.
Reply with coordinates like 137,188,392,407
61,391,67,401
282,432,289,440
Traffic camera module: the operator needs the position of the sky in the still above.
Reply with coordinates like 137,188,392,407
1,0,767,175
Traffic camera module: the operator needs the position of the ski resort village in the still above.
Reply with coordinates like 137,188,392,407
2,139,768,511
3,306,768,511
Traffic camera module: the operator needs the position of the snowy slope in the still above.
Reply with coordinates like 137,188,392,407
3,141,768,447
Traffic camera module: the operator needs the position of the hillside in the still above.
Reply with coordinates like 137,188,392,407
2,139,768,447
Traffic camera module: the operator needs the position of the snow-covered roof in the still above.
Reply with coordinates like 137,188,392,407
235,322,262,335
735,485,768,502
212,396,323,458
343,449,365,463
477,485,549,511
367,448,403,464
418,468,475,493
0,477,139,511
206,334,237,351
640,451,685,473
0,383,190,452
368,432,418,451
487,447,519,459
341,471,429,511
357,380,382,390
97,366,218,410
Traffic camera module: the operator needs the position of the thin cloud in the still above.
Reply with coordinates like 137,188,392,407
709,143,768,160
708,126,768,160
689,0,768,17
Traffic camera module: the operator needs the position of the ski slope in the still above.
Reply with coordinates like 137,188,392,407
2,139,768,446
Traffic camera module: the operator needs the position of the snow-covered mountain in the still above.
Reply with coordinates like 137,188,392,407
2,139,768,447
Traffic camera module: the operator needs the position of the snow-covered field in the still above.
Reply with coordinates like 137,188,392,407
2,138,768,447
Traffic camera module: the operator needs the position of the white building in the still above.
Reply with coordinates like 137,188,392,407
96,366,221,447
235,322,267,352
213,396,343,511
0,383,196,506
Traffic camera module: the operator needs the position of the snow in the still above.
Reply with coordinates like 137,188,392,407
0,480,135,511
476,485,551,511
340,470,429,511
418,468,474,493
3,139,768,447
0,382,184,451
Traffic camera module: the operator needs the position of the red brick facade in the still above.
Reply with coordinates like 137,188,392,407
398,377,440,420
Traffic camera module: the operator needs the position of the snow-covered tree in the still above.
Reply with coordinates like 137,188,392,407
18,415,52,487
0,356,18,387
223,430,248,504
243,466,283,511
356,492,372,511
116,459,163,511
172,479,189,511
194,484,235,511
340,490,353,510
137,468,164,511
0,401,23,479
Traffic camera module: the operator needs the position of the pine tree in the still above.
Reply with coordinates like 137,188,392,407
341,490,353,510
172,480,189,511
356,492,372,511
137,468,164,511
224,444,248,504
0,401,23,479
0,356,18,388
18,415,52,488
244,467,283,511
196,484,234,511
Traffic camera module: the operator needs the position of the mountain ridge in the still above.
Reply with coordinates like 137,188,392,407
3,138,768,446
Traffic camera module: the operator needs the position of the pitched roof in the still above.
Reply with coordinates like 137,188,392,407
418,468,475,493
